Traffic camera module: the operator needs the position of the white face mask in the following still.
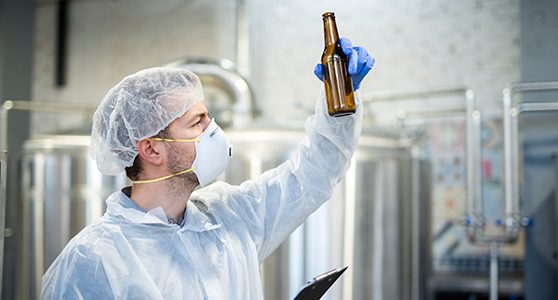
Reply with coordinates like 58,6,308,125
191,119,233,186
132,118,233,187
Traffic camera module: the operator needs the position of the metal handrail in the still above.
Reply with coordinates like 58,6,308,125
366,87,482,240
501,81,558,241
465,82,558,244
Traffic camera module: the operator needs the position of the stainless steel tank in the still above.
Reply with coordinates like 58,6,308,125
17,135,128,300
223,125,419,300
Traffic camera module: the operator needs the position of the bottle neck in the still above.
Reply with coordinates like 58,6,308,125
323,16,339,46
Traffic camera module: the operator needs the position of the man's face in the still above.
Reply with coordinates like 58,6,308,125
164,102,211,186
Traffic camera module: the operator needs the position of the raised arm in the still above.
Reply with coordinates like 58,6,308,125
216,38,374,261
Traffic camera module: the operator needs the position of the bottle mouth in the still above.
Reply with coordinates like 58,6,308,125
322,12,335,18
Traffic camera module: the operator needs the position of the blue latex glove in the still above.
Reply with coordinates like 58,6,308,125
314,37,375,91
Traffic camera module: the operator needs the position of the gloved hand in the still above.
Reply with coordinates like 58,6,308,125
314,37,375,91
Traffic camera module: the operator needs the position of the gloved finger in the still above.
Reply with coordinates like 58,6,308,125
354,46,369,75
339,37,353,56
367,54,376,69
357,55,373,80
353,55,375,91
314,63,324,81
347,47,359,75
366,54,376,73
340,38,359,75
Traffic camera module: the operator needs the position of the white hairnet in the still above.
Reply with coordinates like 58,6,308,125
90,67,204,175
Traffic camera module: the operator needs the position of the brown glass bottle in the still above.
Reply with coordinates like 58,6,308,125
321,12,355,117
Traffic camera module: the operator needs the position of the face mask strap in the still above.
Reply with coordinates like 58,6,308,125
132,166,196,184
133,119,218,185
133,134,202,184
146,137,200,143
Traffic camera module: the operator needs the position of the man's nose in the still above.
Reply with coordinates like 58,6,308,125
201,116,211,131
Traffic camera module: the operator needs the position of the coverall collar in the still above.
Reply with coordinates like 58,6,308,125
104,187,221,232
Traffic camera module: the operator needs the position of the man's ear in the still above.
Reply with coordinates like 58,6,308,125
137,139,164,166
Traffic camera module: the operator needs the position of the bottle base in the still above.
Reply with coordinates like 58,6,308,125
328,111,355,117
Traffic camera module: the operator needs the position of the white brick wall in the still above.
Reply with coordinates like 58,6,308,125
31,0,520,133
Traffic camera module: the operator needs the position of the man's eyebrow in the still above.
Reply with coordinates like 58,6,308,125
187,111,208,124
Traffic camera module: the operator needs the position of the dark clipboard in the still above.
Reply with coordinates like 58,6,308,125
292,266,348,300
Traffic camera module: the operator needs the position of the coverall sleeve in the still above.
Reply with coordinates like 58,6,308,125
228,90,363,261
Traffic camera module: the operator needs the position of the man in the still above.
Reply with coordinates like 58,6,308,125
41,38,374,299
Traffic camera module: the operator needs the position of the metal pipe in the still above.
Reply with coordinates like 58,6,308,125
0,100,97,152
0,150,6,297
503,87,515,231
365,87,474,102
164,59,257,128
515,102,558,113
510,109,519,231
502,81,558,239
506,81,558,93
0,108,7,155
464,108,484,242
2,100,97,113
490,242,499,300
236,0,250,77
